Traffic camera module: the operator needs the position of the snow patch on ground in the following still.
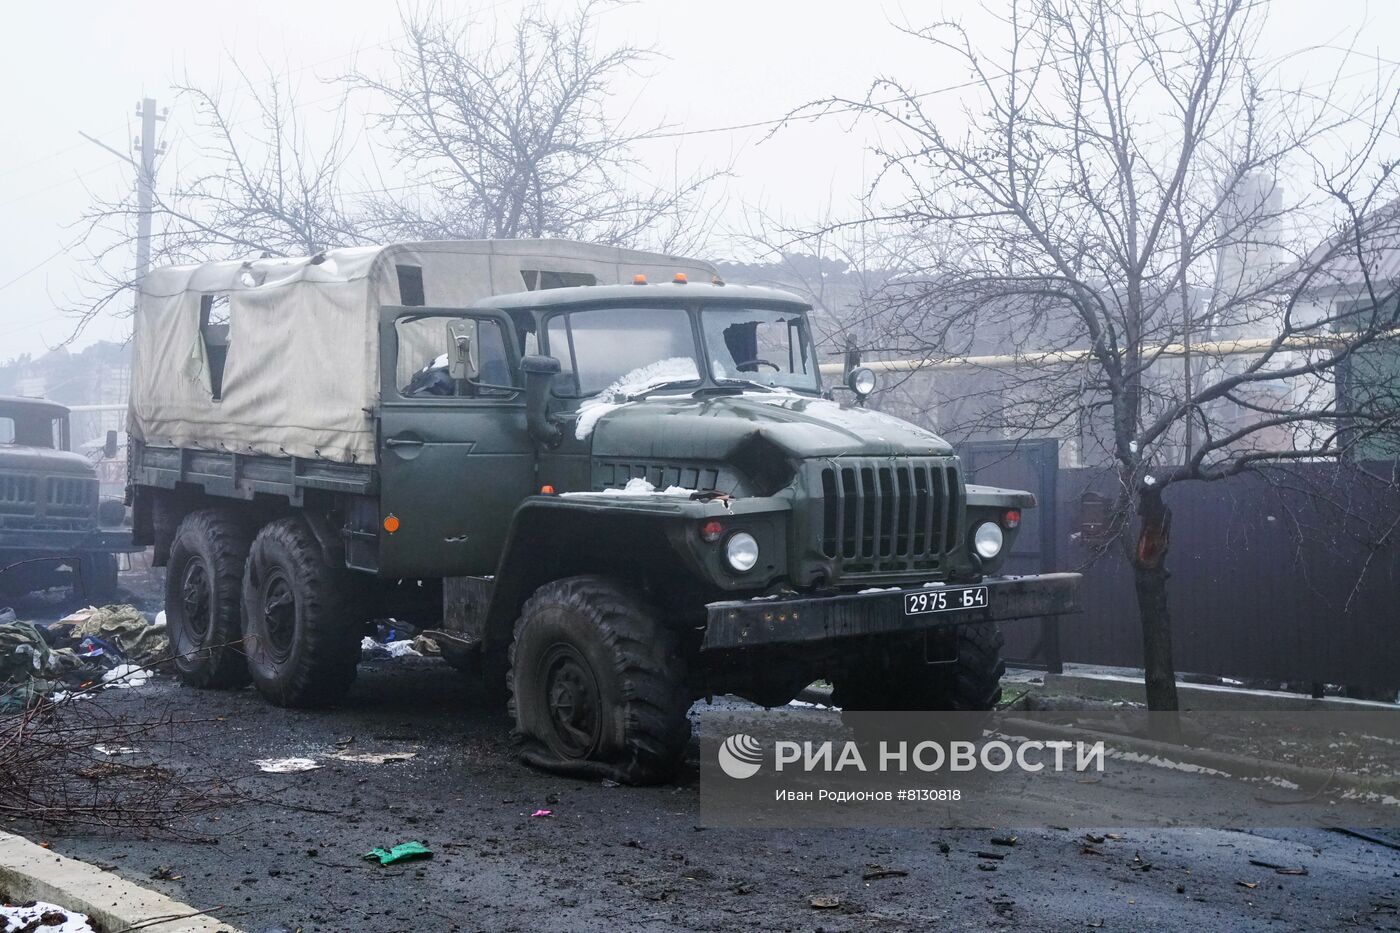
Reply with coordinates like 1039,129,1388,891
0,901,97,932
573,357,699,439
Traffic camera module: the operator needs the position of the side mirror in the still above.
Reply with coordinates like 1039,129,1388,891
446,319,478,382
520,355,562,446
103,429,119,459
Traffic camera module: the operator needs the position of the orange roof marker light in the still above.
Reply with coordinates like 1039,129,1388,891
673,273,688,284
540,485,556,495
632,274,647,285
383,514,401,534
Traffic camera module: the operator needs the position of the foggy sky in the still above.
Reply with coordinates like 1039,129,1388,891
0,0,1392,359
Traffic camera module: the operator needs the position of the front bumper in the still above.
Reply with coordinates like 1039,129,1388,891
701,572,1080,651
0,527,140,554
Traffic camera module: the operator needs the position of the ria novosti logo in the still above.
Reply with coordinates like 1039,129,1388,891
717,733,764,779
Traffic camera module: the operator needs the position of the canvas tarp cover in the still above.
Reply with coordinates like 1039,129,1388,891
130,240,716,464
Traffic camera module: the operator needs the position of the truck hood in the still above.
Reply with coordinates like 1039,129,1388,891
585,391,953,461
0,446,96,476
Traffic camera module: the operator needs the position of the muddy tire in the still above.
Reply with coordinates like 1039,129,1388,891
241,517,360,708
165,510,253,689
79,551,120,603
508,576,690,785
834,623,1005,736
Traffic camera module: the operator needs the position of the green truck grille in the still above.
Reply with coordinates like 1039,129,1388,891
818,458,958,575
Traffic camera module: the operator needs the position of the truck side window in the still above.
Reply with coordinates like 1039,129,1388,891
396,315,515,399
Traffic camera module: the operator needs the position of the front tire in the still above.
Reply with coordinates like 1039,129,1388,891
79,551,120,603
165,510,253,689
508,576,690,785
241,517,360,708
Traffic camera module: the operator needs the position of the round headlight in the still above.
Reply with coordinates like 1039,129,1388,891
724,531,760,573
849,366,878,396
973,521,1004,560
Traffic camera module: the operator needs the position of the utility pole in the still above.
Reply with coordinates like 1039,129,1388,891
134,98,164,285
80,98,165,294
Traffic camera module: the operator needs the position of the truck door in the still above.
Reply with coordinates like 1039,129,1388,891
377,306,534,577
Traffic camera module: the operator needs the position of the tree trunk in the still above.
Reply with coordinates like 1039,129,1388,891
1133,486,1180,713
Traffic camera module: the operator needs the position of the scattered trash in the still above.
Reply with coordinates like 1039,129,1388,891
410,634,441,656
1236,880,1259,889
330,751,417,765
808,895,840,909
363,841,433,866
991,835,1018,847
531,809,553,818
253,757,322,773
1248,858,1308,875
861,867,908,881
1,605,164,710
1083,833,1106,844
0,899,98,932
101,663,151,688
1130,852,1153,871
55,605,168,665
382,640,422,658
977,862,998,871
976,851,1006,860
93,745,138,756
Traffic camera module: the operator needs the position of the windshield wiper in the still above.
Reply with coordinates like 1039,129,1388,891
713,378,779,393
626,380,702,401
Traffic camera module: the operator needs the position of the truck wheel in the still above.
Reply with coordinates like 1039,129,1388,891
241,517,360,708
78,552,120,603
834,623,1005,728
508,576,690,785
166,510,253,689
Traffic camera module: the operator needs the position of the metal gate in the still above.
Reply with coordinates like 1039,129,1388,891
957,438,1062,671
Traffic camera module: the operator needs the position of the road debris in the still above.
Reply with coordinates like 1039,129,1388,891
363,841,433,866
808,895,840,909
1248,858,1308,875
253,757,322,773
330,751,417,765
862,867,909,881
976,851,1006,860
991,835,1018,846
531,809,553,818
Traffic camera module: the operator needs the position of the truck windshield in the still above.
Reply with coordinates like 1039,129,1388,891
544,303,820,398
546,307,699,397
0,413,63,448
701,306,819,392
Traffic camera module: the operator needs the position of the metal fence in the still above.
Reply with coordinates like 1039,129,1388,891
960,442,1400,693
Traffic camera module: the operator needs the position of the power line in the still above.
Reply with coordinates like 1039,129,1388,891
0,245,71,293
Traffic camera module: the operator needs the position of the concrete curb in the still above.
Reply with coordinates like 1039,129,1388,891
0,830,240,933
1043,672,1399,712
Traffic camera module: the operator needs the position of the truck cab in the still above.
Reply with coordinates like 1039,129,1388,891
0,396,132,602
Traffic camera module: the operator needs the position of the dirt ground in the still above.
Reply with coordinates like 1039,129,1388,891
12,572,1400,932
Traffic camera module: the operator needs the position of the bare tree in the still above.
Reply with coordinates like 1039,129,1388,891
72,63,367,336
797,0,1400,710
351,1,722,253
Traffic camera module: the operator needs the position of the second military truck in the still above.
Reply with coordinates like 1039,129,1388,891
127,239,1079,784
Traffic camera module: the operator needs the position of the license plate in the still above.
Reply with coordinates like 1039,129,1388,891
904,586,989,616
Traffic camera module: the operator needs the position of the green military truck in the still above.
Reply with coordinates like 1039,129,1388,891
1,396,133,602
127,239,1079,784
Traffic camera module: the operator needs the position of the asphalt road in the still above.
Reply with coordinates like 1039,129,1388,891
13,576,1400,932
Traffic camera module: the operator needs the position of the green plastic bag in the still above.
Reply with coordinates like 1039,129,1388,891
363,841,433,866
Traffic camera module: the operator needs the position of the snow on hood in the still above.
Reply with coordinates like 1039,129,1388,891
559,476,695,498
574,357,699,440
